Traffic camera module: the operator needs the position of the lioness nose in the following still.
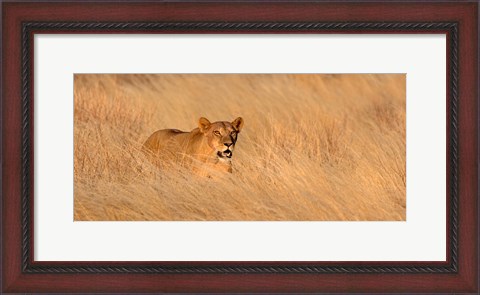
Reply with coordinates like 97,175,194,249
224,143,233,148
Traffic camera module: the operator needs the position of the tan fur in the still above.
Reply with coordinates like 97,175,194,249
143,117,244,175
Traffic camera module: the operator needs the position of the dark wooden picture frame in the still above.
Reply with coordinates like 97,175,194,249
2,1,478,293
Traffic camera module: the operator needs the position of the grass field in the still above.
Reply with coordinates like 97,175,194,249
74,74,406,221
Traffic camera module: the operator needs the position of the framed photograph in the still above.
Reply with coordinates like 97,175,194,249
2,1,478,293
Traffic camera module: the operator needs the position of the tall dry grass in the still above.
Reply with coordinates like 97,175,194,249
74,74,405,221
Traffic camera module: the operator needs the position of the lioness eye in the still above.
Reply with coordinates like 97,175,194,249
214,131,221,136
231,131,236,136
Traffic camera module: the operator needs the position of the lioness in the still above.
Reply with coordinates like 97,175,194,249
143,117,244,174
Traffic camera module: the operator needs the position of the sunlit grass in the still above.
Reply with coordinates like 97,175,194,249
74,74,406,221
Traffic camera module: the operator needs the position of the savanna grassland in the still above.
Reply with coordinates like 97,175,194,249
74,74,406,221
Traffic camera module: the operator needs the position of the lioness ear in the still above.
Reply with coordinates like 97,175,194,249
198,117,211,133
232,117,244,132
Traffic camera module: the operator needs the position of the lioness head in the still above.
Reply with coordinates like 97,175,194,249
198,117,244,160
